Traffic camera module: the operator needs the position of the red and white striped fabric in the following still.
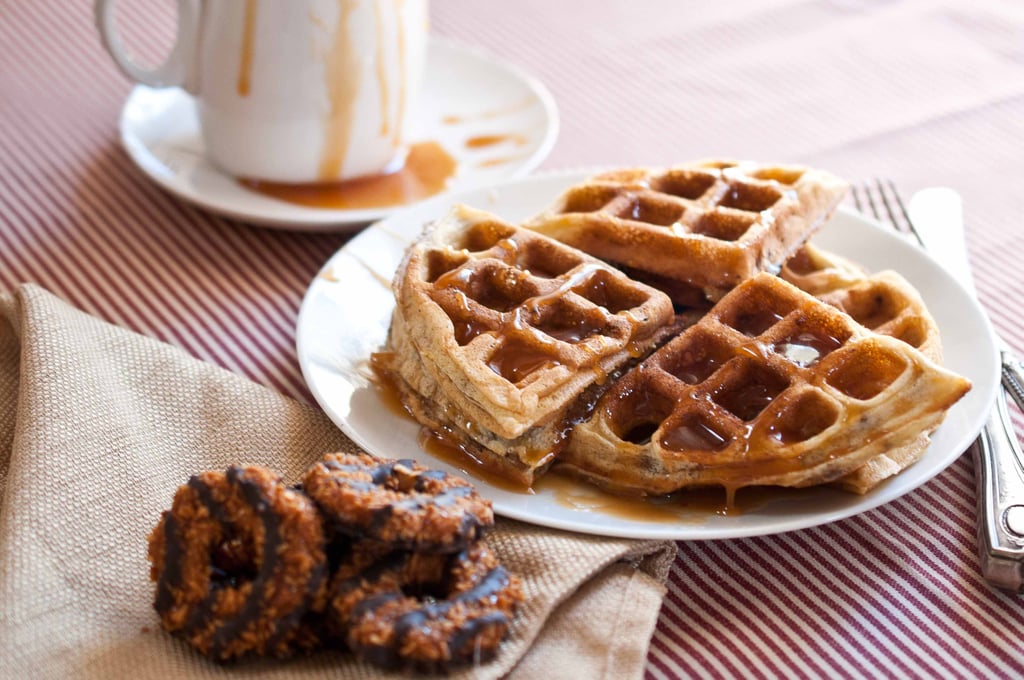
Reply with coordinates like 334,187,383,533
4,0,1024,677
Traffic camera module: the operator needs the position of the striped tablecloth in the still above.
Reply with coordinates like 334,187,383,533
4,0,1024,676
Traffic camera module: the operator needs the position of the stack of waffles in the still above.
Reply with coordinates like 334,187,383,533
376,160,971,497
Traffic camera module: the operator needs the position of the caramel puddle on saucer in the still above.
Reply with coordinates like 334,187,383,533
442,97,534,125
465,133,527,149
464,134,528,169
239,141,457,209
478,155,529,169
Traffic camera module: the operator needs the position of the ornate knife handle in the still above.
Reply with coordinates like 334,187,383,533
1000,350,1024,414
973,382,1024,592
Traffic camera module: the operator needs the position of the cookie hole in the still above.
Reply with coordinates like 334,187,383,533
689,211,757,241
659,412,730,453
767,392,840,444
717,182,783,212
711,360,789,422
572,269,647,314
209,534,258,589
650,170,718,200
659,330,733,384
614,196,685,226
825,344,907,400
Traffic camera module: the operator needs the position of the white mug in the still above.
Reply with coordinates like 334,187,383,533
95,0,429,184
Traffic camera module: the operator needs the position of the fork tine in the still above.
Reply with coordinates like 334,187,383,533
881,178,925,247
862,182,882,221
875,178,902,230
851,184,865,213
851,178,926,248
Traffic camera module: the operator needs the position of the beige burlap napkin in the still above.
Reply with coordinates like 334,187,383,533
0,284,676,679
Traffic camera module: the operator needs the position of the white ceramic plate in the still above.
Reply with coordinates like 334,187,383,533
119,39,558,231
296,171,1000,539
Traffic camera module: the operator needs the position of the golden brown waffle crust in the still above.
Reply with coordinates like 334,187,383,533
385,205,677,483
527,160,850,293
779,243,946,492
781,244,942,364
560,273,971,495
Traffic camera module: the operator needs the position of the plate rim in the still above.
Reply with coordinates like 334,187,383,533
118,37,560,232
296,169,1000,539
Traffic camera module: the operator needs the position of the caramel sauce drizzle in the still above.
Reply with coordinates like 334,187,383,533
236,0,258,97
369,352,823,520
319,0,361,180
372,0,391,137
391,0,407,147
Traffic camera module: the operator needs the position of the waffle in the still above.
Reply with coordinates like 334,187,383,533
781,244,944,492
782,244,941,364
527,160,849,302
377,205,678,486
558,273,971,497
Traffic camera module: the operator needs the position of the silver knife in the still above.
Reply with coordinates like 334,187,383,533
908,187,1024,592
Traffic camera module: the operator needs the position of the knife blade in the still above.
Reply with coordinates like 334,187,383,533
908,187,1024,592
910,188,1024,411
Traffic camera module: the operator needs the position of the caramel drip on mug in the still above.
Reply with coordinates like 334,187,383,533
392,0,407,146
319,0,361,180
372,0,390,136
237,0,258,96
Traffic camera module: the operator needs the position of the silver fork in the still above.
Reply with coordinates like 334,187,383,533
852,178,1024,593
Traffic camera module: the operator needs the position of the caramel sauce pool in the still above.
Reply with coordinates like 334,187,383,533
240,141,456,209
367,354,819,523
419,431,535,495
537,477,820,521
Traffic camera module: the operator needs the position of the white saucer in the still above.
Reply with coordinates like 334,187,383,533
118,39,559,232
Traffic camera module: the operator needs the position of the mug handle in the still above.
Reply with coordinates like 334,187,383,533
94,0,201,92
